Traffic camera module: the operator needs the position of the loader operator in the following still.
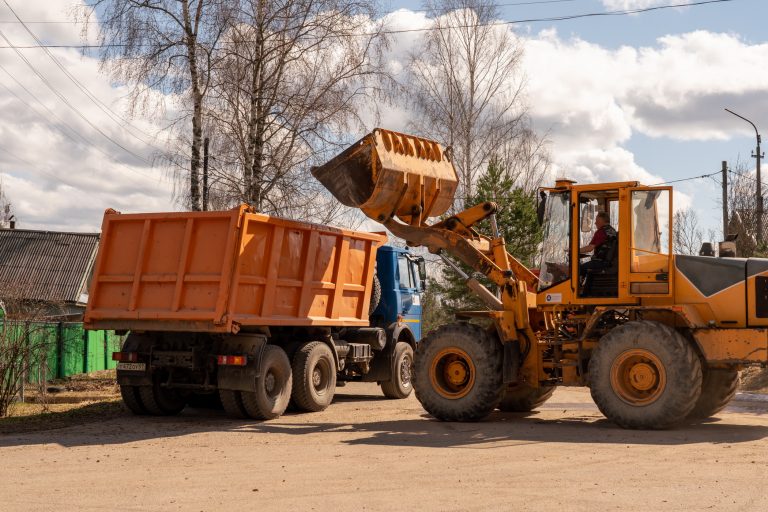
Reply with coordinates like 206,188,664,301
579,211,617,277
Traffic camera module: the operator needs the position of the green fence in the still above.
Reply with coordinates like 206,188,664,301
0,320,125,382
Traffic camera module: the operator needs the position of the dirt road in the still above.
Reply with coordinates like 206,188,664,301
0,384,766,512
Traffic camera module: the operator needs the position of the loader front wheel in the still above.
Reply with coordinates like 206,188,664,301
687,367,739,420
414,323,503,421
497,383,556,412
589,321,702,429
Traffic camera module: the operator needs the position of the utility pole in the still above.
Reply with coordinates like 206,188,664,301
725,108,764,243
203,137,209,212
722,160,728,237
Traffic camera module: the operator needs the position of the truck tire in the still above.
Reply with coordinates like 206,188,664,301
138,377,186,416
413,322,503,422
380,341,414,399
369,274,381,315
589,321,702,429
291,341,336,412
219,389,248,419
687,367,739,420
120,385,149,415
240,345,293,420
497,383,556,412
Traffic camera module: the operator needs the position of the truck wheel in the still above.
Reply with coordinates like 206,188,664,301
589,321,702,429
369,274,382,315
241,345,293,420
291,342,336,412
380,341,414,399
687,367,739,420
413,323,503,421
120,385,149,415
138,377,186,416
219,390,248,419
497,383,555,412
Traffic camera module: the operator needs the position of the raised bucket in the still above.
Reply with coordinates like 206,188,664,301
312,129,458,225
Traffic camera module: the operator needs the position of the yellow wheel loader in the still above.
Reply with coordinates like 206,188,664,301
313,128,766,429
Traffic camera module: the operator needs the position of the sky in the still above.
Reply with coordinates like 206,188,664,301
0,0,765,237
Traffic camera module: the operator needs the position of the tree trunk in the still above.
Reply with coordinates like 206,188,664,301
183,0,202,211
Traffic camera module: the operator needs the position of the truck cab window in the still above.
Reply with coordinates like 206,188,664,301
538,192,570,291
398,256,413,289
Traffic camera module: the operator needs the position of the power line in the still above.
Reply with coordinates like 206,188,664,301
649,170,721,186
0,0,736,48
1,1,167,152
0,27,154,167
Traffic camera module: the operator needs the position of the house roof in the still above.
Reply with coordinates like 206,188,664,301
0,228,100,304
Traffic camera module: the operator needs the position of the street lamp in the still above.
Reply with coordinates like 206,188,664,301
725,108,765,244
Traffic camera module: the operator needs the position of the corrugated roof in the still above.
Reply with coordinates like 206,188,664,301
0,228,100,304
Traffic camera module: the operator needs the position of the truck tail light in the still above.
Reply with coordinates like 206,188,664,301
112,351,138,362
217,355,247,366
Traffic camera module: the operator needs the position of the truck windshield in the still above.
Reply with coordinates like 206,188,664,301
538,192,571,291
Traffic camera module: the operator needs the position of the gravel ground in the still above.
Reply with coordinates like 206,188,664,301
0,383,766,512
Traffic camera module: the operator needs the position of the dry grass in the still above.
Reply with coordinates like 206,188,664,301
0,369,124,434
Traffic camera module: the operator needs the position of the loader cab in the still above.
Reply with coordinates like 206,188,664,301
537,180,673,306
372,246,425,341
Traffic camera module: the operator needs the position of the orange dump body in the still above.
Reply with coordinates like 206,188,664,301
84,205,386,333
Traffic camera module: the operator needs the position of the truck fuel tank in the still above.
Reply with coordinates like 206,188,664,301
311,129,458,225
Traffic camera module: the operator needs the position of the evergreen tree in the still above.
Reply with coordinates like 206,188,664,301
425,157,543,327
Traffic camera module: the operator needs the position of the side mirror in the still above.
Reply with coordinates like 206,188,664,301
417,257,427,282
580,204,594,232
536,191,546,226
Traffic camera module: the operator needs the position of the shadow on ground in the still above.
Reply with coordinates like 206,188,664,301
1,396,766,449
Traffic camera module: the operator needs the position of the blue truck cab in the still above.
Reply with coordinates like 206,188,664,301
371,246,426,342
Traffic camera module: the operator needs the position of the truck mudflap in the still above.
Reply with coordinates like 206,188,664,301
216,334,268,392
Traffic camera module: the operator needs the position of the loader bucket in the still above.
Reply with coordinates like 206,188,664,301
312,129,458,225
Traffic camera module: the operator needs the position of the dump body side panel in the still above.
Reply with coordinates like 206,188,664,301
84,206,386,332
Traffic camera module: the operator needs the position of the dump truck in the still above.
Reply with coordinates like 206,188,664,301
84,205,425,419
313,128,768,429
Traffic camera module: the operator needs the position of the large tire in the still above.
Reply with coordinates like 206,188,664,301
369,274,382,315
291,342,336,412
120,384,149,415
413,322,503,422
380,341,414,399
589,321,702,429
497,383,556,412
240,345,293,420
219,389,248,419
687,367,739,420
138,377,186,416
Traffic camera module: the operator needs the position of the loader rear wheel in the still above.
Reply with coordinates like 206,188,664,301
687,367,739,420
120,385,149,415
291,342,336,412
219,389,248,419
380,341,414,399
589,321,702,429
497,383,556,412
240,345,292,420
138,377,186,416
414,323,503,421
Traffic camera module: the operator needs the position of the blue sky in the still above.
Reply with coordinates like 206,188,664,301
385,0,767,237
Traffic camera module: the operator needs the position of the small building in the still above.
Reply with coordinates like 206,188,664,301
0,228,100,320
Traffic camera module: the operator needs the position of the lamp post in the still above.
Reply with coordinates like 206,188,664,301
725,108,764,244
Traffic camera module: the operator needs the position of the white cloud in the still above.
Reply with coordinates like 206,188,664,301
0,1,177,231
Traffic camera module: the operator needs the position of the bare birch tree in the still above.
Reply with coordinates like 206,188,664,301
83,0,235,211
406,0,530,207
726,159,761,257
0,178,13,228
203,0,385,223
673,208,704,255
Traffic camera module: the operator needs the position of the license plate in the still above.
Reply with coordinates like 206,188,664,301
117,362,146,372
